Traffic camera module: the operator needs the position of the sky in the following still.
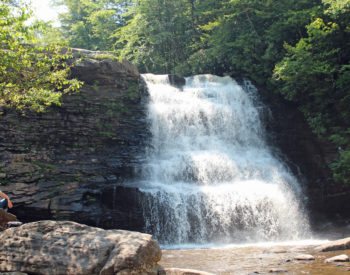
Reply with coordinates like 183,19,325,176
27,0,65,25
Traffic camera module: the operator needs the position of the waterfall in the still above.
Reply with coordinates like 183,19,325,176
140,74,310,246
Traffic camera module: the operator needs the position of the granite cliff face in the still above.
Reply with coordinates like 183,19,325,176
0,51,149,230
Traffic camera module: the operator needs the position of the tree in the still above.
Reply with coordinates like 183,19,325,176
0,0,82,112
55,0,128,51
181,0,322,82
274,0,350,184
115,0,202,74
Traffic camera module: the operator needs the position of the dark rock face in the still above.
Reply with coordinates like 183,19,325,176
252,83,350,223
0,53,150,230
168,75,186,89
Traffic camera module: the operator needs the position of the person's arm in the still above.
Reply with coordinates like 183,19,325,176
0,192,13,208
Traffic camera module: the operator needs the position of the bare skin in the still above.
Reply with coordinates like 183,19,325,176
0,192,13,209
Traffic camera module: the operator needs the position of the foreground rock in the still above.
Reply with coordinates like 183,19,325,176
158,268,215,275
315,237,350,252
0,220,161,275
325,254,349,263
293,254,315,261
268,268,287,273
168,75,186,89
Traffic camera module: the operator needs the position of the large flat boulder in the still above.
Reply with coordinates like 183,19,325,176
0,221,161,275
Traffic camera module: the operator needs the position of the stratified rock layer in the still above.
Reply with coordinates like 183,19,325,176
0,52,150,230
0,220,161,275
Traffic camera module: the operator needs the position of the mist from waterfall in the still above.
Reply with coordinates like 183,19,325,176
140,74,310,247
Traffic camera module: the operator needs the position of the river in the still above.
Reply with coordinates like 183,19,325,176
160,243,350,274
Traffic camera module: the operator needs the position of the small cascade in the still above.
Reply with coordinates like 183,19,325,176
139,74,310,246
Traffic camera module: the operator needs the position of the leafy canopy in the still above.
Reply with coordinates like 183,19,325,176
274,0,350,184
54,0,129,51
0,0,82,112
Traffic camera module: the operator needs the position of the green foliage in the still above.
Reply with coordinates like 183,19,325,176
323,0,350,15
0,177,11,186
91,54,119,61
100,131,115,137
111,0,323,79
115,0,203,74
331,149,350,185
0,0,83,112
92,80,99,92
36,23,65,45
85,194,97,201
32,161,56,171
274,0,350,184
55,0,128,51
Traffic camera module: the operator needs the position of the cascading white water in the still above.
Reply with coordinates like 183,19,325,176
140,74,310,246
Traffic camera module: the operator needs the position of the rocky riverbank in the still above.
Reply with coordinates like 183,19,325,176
0,220,348,275
0,220,214,275
160,237,350,274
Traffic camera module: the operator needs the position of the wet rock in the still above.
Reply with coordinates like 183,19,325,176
5,162,38,177
325,254,349,263
315,237,350,252
265,248,287,254
6,182,146,231
0,220,161,275
6,221,22,229
268,269,287,273
0,272,28,275
158,268,215,275
168,75,186,89
294,254,315,261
